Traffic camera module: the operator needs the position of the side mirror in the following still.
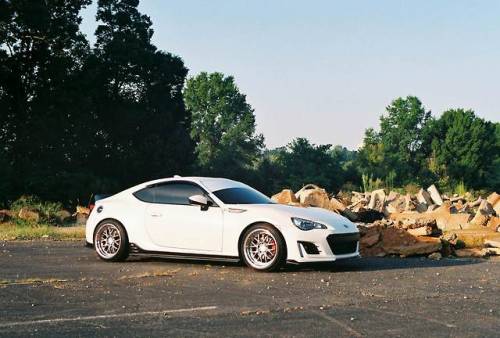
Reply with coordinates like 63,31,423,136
189,194,209,210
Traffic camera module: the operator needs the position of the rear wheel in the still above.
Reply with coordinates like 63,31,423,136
94,220,129,261
241,224,286,272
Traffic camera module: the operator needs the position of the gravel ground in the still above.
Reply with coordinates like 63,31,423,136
0,241,499,337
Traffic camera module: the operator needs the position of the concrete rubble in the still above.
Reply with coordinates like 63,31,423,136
272,184,500,259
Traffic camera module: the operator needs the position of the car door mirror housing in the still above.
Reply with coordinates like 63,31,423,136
189,194,209,210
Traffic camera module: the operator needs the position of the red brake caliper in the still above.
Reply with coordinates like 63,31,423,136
269,238,276,255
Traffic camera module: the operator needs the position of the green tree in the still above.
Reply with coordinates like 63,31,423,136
0,0,194,204
329,145,360,188
0,0,92,202
87,0,194,190
258,138,347,194
431,109,497,189
356,127,385,179
357,96,433,186
184,72,264,178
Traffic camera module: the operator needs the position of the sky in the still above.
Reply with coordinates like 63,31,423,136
80,0,500,150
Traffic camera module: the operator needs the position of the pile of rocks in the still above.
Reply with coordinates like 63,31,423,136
271,184,500,258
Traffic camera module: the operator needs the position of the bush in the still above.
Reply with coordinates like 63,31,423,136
403,183,420,195
362,174,383,192
453,181,468,196
10,196,63,225
340,181,361,193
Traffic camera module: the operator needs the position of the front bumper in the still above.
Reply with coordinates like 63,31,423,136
285,230,360,263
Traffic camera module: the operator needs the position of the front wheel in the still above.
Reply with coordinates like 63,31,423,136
94,220,129,261
241,224,286,272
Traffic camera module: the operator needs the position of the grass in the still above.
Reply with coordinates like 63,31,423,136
119,268,181,280
0,278,69,286
0,221,85,241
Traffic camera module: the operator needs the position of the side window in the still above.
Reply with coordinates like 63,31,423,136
133,187,155,203
154,183,205,205
134,182,216,205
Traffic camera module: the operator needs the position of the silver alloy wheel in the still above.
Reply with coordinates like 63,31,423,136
95,223,122,259
243,229,278,269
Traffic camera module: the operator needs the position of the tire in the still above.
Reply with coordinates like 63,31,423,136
94,220,129,262
240,224,286,272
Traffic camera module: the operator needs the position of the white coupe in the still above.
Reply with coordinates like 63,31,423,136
86,176,360,271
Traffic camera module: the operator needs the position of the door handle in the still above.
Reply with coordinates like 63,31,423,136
150,213,162,217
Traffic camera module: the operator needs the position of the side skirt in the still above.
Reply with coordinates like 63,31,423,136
129,243,240,263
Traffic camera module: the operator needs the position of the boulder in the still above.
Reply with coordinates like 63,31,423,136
454,248,488,258
272,189,299,204
416,188,433,206
18,207,40,223
385,192,407,214
437,213,472,231
470,200,495,226
360,229,381,248
361,245,386,257
483,247,500,256
428,252,442,260
404,194,417,211
400,217,437,230
485,238,500,248
450,196,465,203
330,198,359,221
427,184,443,206
76,213,88,226
295,184,330,209
367,189,386,212
382,227,441,256
486,216,500,232
358,225,385,257
0,209,12,223
449,229,497,248
427,205,439,212
348,198,369,213
76,205,90,215
468,197,483,208
486,192,500,216
56,210,73,224
486,192,500,206
329,197,346,211
350,192,364,204
407,226,433,237
416,203,428,213
75,205,91,225
391,203,471,232
432,202,471,231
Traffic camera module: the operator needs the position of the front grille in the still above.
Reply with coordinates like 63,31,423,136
327,233,360,255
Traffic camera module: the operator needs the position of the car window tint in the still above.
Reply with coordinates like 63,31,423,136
213,187,274,204
133,187,155,203
154,183,205,205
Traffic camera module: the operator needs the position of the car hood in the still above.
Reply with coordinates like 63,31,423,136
228,203,359,232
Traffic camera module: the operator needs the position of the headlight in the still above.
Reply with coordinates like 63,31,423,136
291,217,327,231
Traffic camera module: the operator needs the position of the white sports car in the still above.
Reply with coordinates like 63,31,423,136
86,176,360,271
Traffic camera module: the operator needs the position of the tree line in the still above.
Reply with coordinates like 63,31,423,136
0,0,498,207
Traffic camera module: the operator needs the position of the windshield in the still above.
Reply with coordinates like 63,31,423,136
212,187,274,204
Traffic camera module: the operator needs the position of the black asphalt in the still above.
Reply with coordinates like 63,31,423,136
0,241,499,337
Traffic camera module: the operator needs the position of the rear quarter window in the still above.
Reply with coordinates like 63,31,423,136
133,187,155,203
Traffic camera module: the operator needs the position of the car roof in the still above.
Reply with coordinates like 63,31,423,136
136,176,248,192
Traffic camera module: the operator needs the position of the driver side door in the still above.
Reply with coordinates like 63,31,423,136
139,182,224,252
